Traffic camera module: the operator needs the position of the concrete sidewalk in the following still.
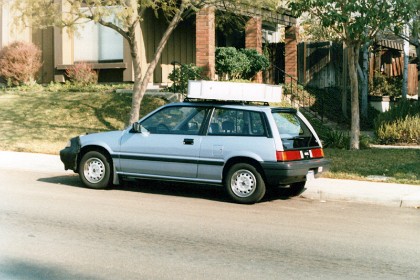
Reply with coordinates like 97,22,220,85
1,151,419,208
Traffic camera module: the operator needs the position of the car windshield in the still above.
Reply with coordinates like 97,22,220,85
272,110,320,150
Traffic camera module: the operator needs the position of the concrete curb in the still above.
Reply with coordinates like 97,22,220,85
304,178,420,208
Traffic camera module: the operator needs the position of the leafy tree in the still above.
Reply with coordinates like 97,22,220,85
290,0,408,149
13,0,278,125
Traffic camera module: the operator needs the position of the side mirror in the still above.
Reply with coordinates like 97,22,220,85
131,122,141,133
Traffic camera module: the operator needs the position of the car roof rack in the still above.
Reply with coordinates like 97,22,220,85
186,80,282,104
183,98,270,106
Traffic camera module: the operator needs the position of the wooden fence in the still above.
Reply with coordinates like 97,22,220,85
296,41,418,96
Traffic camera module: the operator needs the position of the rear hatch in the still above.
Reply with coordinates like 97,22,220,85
271,108,324,161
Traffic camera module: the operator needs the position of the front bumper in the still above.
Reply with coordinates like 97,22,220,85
59,137,81,172
261,158,331,186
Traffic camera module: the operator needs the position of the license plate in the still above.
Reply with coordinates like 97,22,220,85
306,170,315,181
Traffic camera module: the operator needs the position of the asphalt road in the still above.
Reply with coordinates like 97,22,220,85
1,166,420,279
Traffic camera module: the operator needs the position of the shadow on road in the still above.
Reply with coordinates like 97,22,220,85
0,258,99,280
38,175,299,203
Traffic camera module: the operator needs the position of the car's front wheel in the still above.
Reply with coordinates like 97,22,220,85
225,163,266,204
79,151,112,189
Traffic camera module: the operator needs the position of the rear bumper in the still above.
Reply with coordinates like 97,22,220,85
59,137,81,172
261,158,331,186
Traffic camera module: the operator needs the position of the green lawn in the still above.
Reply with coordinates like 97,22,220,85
0,90,419,185
0,91,165,154
324,148,420,185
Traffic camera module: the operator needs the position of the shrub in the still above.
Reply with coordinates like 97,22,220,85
215,47,249,80
215,47,269,80
66,62,98,86
0,41,42,86
167,63,205,94
369,71,402,97
376,115,420,144
240,48,269,80
322,129,350,149
374,100,420,144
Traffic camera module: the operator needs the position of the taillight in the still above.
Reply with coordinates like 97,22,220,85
276,150,302,161
311,148,324,158
276,148,324,161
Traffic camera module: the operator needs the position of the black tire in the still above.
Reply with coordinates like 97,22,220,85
225,163,266,204
79,151,112,189
289,181,306,196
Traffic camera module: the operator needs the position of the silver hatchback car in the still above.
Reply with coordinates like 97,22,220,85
60,101,329,203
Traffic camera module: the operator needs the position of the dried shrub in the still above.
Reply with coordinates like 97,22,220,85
66,62,98,86
0,41,42,86
374,100,420,144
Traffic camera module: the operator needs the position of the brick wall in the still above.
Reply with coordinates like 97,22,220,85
285,26,298,81
245,17,263,83
196,7,215,80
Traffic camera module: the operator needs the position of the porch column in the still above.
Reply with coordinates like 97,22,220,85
285,26,298,82
245,17,263,83
196,6,215,80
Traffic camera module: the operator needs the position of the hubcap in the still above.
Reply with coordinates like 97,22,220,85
230,169,257,198
84,157,105,184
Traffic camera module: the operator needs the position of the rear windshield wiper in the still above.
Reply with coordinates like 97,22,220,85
284,136,308,140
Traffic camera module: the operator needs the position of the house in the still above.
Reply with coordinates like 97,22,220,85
0,1,298,87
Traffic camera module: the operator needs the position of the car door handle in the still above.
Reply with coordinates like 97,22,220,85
183,138,194,145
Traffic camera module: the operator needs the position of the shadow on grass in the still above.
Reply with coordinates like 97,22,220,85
38,175,297,204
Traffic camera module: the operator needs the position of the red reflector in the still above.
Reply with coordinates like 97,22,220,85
276,150,302,161
311,148,324,158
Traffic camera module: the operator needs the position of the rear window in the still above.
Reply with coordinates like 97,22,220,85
272,111,320,150
208,108,266,136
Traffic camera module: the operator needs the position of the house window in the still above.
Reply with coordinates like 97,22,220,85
74,7,123,62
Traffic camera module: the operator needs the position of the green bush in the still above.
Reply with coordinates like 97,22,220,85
240,48,270,80
374,100,420,144
320,128,371,150
215,47,249,80
369,71,402,97
322,130,350,149
215,47,269,80
167,64,204,94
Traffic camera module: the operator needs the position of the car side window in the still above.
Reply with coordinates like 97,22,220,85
208,108,265,136
141,106,207,135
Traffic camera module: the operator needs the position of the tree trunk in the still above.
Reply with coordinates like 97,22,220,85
127,3,186,125
402,24,410,99
358,42,369,119
342,42,348,118
415,37,420,104
347,43,361,150
127,25,143,126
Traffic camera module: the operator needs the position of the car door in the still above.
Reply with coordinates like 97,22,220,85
118,105,208,179
198,107,274,182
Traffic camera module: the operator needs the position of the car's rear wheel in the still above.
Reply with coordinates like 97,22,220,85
225,163,266,204
79,151,112,189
